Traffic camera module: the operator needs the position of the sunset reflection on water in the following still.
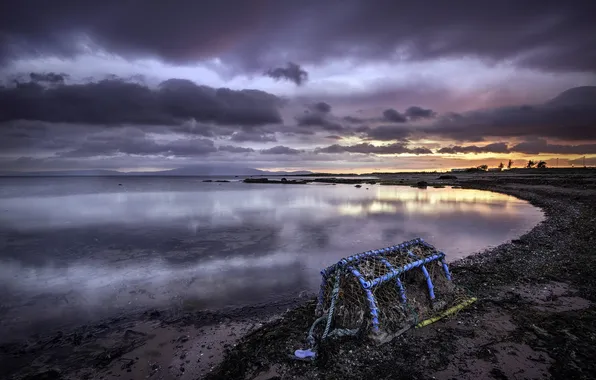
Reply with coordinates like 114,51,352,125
0,177,543,340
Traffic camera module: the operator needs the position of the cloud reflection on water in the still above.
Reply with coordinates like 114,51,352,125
0,178,543,339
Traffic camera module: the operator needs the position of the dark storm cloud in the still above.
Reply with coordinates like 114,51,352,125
404,106,436,120
409,147,434,155
260,145,302,155
295,113,325,127
379,106,438,123
312,102,332,113
510,139,596,155
0,75,283,126
437,142,510,154
315,143,431,155
343,106,436,128
157,79,283,126
436,139,596,155
2,1,594,73
29,72,69,84
218,145,255,153
325,135,343,140
294,103,347,134
265,62,308,86
365,125,412,141
382,109,407,123
425,87,596,141
0,1,267,64
295,113,344,132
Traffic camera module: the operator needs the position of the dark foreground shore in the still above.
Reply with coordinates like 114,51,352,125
2,171,596,380
209,171,596,380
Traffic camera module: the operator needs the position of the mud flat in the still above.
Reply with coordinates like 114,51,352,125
0,299,307,380
1,170,596,379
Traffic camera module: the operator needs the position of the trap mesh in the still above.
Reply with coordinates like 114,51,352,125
316,238,469,339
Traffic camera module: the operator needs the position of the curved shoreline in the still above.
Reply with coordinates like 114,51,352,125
1,172,595,379
206,173,596,380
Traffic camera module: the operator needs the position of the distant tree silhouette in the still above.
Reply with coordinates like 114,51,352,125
477,164,488,171
498,162,504,170
527,160,536,168
537,160,547,169
507,159,513,169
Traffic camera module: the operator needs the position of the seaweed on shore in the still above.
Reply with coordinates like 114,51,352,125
207,174,596,380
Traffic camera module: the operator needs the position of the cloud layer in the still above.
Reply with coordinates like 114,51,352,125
2,1,595,74
265,62,308,86
1,0,595,172
1,78,595,172
0,76,282,126
424,87,596,141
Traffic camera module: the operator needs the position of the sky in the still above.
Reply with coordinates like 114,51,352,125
1,0,596,173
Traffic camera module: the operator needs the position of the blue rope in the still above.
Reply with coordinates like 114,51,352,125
347,264,381,333
376,256,407,304
365,253,445,288
408,250,435,300
364,287,380,333
419,265,436,300
395,276,407,304
439,255,452,281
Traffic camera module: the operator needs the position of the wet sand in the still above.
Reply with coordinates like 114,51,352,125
1,169,595,380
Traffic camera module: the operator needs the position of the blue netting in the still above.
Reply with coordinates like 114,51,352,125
315,238,461,336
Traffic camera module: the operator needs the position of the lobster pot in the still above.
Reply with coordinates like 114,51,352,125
316,238,468,339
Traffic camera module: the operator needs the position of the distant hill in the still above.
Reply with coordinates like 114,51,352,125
149,166,264,176
261,170,314,176
132,166,313,176
0,169,123,176
0,166,313,177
